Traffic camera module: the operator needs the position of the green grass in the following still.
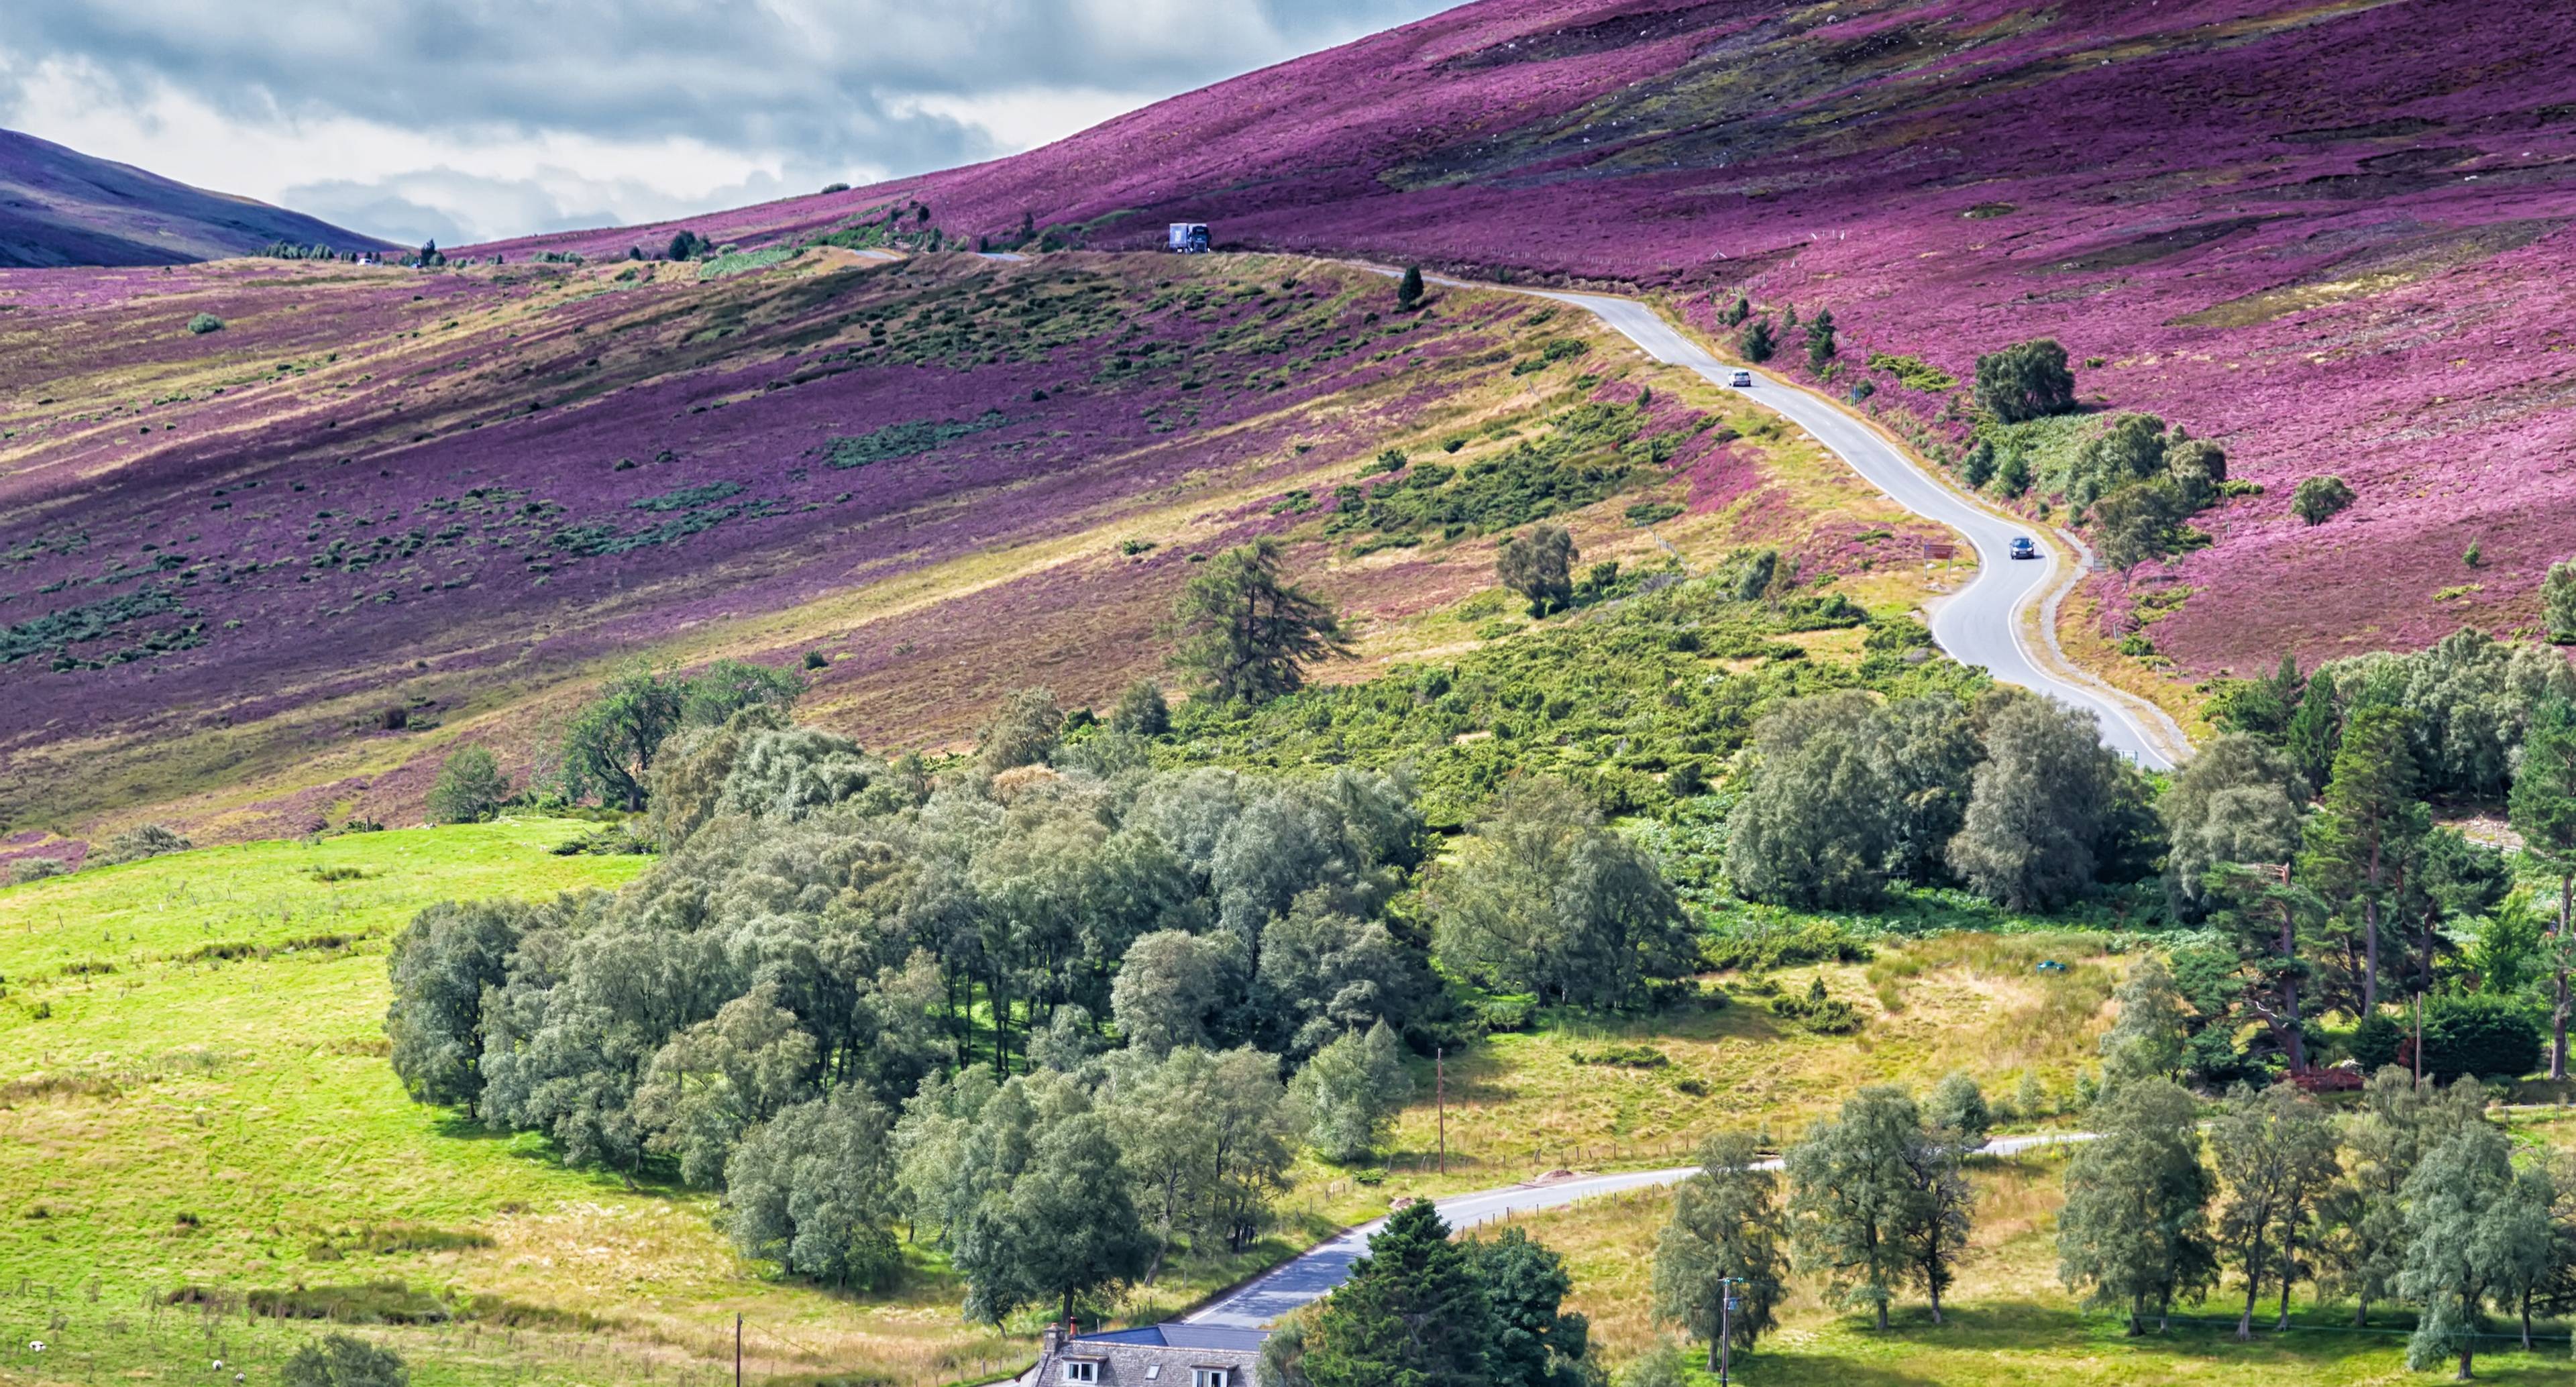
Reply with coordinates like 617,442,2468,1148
0,820,1322,1387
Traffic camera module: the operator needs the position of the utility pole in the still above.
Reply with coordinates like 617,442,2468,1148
1717,1276,1737,1386
1437,1046,1447,1175
734,1314,742,1387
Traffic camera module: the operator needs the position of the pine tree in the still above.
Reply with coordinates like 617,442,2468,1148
2300,704,2429,1015
2284,675,2339,793
2058,1078,2216,1333
2547,560,2576,643
1397,266,1426,312
1741,317,1776,364
1721,294,1750,327
2510,696,2576,1079
1806,306,1839,370
1167,538,1352,704
1303,1202,1498,1387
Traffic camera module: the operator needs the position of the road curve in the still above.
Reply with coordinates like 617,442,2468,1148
1532,291,2181,770
1184,1131,2094,1329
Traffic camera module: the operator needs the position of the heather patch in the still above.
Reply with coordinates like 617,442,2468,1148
823,410,1012,468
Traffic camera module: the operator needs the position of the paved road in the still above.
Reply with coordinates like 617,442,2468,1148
1184,1131,2095,1329
1532,291,2180,770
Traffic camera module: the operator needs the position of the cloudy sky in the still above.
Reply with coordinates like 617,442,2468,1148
0,0,1452,246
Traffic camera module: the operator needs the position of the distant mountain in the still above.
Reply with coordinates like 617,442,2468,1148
0,129,393,267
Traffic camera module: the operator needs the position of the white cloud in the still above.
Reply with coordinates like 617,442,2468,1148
0,0,1448,241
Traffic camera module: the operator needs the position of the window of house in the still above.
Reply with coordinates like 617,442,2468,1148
1060,1362,1099,1384
1191,1371,1230,1387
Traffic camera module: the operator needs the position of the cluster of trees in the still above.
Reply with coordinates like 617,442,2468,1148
1644,1075,1992,1369
2171,632,2576,1085
1261,1204,1596,1387
2059,975,2576,1380
2059,413,2231,572
1713,294,1837,376
393,647,1699,1316
1724,687,2154,912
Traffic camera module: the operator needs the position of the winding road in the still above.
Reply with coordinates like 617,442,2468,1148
1531,291,2184,771
1184,1132,2096,1329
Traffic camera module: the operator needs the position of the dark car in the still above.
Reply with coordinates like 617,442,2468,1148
2009,537,2039,561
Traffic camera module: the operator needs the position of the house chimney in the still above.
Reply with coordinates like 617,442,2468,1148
1041,1322,1063,1357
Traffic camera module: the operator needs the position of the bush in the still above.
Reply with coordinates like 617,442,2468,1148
1973,339,2077,423
1768,977,1861,1034
425,746,511,825
2290,474,2355,525
6,856,70,885
282,1333,407,1387
1703,918,1873,973
2349,1009,2405,1072
1570,1044,1670,1068
187,313,225,335
99,824,191,866
2546,560,2576,643
2420,993,2542,1083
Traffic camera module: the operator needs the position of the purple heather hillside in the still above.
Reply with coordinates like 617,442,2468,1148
0,129,394,268
476,0,2576,677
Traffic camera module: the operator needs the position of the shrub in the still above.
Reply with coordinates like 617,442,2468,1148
2419,993,2541,1083
1768,977,1860,1034
282,1333,408,1387
1397,266,1426,312
99,824,191,866
425,746,511,825
1740,317,1776,364
6,856,70,885
2290,474,2355,525
187,313,225,335
1570,1044,1670,1068
802,650,828,670
1972,339,2078,423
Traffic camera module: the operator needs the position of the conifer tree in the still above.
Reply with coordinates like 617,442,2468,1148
2510,696,2576,1078
1806,305,1839,370
1397,266,1426,312
1741,317,1776,364
1303,1202,1498,1387
2300,704,2429,1015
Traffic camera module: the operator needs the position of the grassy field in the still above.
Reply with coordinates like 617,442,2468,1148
0,820,1335,1387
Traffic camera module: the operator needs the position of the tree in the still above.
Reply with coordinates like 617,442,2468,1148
425,746,511,824
1723,693,1894,909
723,1087,901,1288
1947,694,2139,911
2327,1069,2487,1325
1740,317,1776,364
633,986,818,1186
2400,1123,2536,1379
1434,776,1696,1007
1498,524,1578,616
1787,1085,1922,1329
1897,1094,1976,1323
678,659,807,727
1397,266,1426,312
977,686,1065,775
2510,696,2576,1078
1805,305,1838,370
2058,1077,2216,1334
1720,294,1750,327
1302,1202,1499,1387
1111,930,1235,1056
1973,339,2078,423
1467,1227,1593,1387
2290,475,2356,525
1290,1021,1412,1162
955,1103,1152,1326
1927,1073,1992,1151
1168,538,1352,704
2208,1083,2338,1339
2300,704,2428,1016
385,898,535,1106
558,666,687,810
2547,561,2576,643
2160,733,2304,915
1111,679,1171,737
2284,673,2341,793
1105,1045,1296,1274
282,1334,407,1387
2090,480,2185,573
1652,1131,1790,1370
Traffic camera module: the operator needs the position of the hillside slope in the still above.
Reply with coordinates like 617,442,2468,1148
486,0,2576,679
0,128,393,267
